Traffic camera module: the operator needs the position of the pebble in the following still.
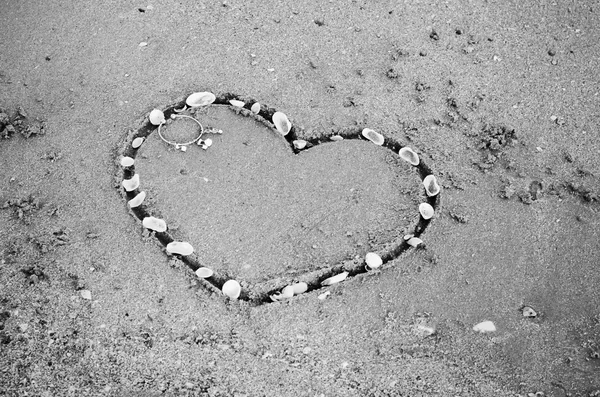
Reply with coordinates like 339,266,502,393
365,252,382,270
122,174,140,192
142,216,167,232
398,147,420,165
195,267,213,278
132,137,145,149
318,291,331,300
472,320,496,333
419,203,435,220
522,306,537,318
128,191,146,208
361,128,384,145
80,290,92,300
321,271,348,286
423,175,440,197
229,99,245,108
120,157,135,167
272,112,291,135
251,102,261,114
222,280,241,300
186,92,216,107
166,241,194,256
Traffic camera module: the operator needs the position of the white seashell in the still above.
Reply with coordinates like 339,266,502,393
361,128,384,145
166,241,194,256
330,135,344,141
318,291,331,300
128,191,146,208
365,252,383,270
195,267,213,278
122,174,140,192
407,237,423,247
149,109,166,126
293,140,307,150
186,92,216,107
398,147,420,166
229,99,245,108
142,216,167,232
120,157,134,167
419,203,435,220
321,271,349,286
423,175,440,197
251,102,261,114
292,282,308,295
222,280,241,300
80,290,92,300
473,320,496,333
272,111,291,136
132,137,145,149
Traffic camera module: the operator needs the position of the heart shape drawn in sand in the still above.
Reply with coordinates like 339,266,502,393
118,92,440,305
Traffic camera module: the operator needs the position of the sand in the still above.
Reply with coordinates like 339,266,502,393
1,1,599,396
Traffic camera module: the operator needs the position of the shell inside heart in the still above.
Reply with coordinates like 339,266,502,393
119,92,440,304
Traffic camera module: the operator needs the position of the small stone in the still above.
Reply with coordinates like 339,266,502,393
80,290,92,300
419,50,427,57
548,49,556,56
522,306,537,318
472,320,496,333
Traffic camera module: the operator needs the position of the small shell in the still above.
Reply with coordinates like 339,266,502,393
473,320,496,333
292,282,308,295
293,140,307,150
132,137,145,149
120,157,135,167
128,191,146,208
229,99,245,108
522,306,537,318
251,102,261,114
330,135,344,141
361,128,384,146
149,109,166,126
423,175,440,197
321,271,349,286
195,267,214,278
122,174,140,192
142,216,167,232
419,203,435,220
365,252,383,270
186,92,216,107
166,241,194,256
272,111,291,136
222,280,241,300
398,147,420,166
407,237,423,248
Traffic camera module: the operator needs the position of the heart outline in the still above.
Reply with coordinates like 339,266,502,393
119,92,440,304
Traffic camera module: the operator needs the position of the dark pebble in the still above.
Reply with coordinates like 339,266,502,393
455,28,463,35
419,50,427,57
548,49,556,56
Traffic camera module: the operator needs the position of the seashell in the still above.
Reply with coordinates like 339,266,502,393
186,92,216,107
272,111,291,136
251,102,261,114
292,282,308,295
293,140,307,150
222,280,241,300
195,267,213,278
149,109,166,126
142,216,167,232
522,306,537,318
361,128,384,146
423,175,440,197
473,320,496,333
128,191,146,208
120,156,134,167
365,252,383,270
229,99,245,108
321,271,349,286
330,135,344,141
398,147,420,166
166,241,194,256
407,237,423,247
419,203,434,220
122,174,140,192
132,137,145,149
318,291,331,300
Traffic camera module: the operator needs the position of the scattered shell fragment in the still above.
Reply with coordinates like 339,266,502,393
272,111,291,136
419,203,435,220
132,137,145,149
195,267,214,278
149,109,166,125
522,306,537,318
399,147,420,165
473,320,496,333
222,280,241,300
122,174,140,192
293,140,307,150
142,216,167,232
330,135,344,141
128,191,146,208
407,237,423,247
365,252,383,270
166,241,194,256
80,290,92,300
120,156,135,167
292,282,308,295
361,128,384,145
423,175,440,197
318,291,331,300
186,92,216,107
229,99,245,108
321,271,349,286
251,102,261,114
